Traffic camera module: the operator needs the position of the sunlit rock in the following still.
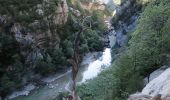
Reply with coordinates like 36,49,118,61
69,7,81,17
128,67,170,100
128,93,152,100
54,0,68,25
142,68,170,99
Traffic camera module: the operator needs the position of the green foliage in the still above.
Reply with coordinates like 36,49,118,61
79,0,170,100
78,68,114,100
84,29,104,51
0,0,107,97
110,0,170,99
35,60,55,76
111,0,170,99
0,33,25,97
0,33,20,65
91,10,106,33
0,0,43,24
51,46,66,66
111,53,144,99
0,75,15,94
79,43,89,54
111,0,149,28
129,0,170,74
75,2,85,13
62,39,74,58
0,0,60,30
59,5,106,53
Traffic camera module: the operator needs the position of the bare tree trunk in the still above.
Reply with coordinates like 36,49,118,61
67,16,91,100
147,74,150,83
67,28,83,100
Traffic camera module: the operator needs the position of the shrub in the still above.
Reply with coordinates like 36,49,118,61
78,68,114,100
51,46,66,66
35,60,55,76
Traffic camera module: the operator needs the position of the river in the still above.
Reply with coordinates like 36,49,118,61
11,48,112,100
10,31,115,100
9,13,138,100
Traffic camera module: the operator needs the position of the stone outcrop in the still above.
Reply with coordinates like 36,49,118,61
54,0,68,25
142,68,170,99
69,7,81,17
80,2,106,10
128,67,170,100
128,93,152,100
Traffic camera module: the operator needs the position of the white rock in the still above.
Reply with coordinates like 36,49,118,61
142,68,170,98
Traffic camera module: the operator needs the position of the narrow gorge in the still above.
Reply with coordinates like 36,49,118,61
0,0,170,100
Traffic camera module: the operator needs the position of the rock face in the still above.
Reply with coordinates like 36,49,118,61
128,93,152,100
142,68,170,99
0,0,69,68
144,66,169,84
128,67,170,100
10,0,69,47
80,2,106,10
69,7,81,17
54,0,68,25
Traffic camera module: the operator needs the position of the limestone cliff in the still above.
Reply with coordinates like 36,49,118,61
128,67,170,100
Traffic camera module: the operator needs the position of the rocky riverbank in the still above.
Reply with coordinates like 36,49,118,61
8,46,112,100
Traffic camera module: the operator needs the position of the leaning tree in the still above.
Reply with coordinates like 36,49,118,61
67,16,93,100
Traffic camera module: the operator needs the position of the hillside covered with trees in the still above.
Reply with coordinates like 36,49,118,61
77,0,170,100
0,0,170,100
0,0,109,98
